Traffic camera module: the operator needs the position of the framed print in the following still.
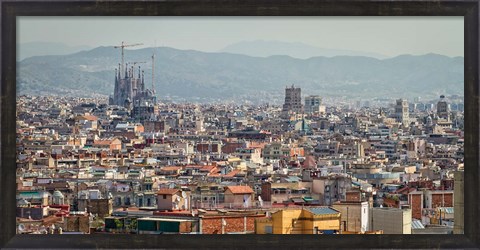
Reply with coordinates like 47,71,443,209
1,0,479,249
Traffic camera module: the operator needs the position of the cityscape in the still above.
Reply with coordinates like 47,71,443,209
16,17,464,235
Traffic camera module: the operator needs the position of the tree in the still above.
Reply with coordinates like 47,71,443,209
114,218,123,230
125,219,137,232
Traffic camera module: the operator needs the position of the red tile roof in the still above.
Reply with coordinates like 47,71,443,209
199,165,216,173
42,215,63,226
225,185,254,194
248,142,267,149
77,115,98,121
161,166,182,171
157,189,180,195
225,169,240,177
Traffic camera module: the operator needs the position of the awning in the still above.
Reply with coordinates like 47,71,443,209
302,197,314,201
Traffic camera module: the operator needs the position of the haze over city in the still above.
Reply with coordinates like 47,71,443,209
18,16,464,58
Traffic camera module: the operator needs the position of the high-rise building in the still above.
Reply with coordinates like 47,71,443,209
305,95,325,114
394,99,409,126
437,95,450,120
282,85,303,113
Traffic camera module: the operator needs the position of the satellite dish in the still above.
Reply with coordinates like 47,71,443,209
181,191,187,198
18,224,25,232
176,196,181,202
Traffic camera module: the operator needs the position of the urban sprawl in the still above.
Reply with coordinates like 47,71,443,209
16,48,465,235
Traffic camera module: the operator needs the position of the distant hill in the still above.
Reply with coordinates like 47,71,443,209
220,40,389,59
18,42,93,61
17,46,463,100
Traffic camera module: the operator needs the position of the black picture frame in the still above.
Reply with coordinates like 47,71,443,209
1,0,479,248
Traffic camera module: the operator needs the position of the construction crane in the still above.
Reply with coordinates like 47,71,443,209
113,41,143,76
152,40,157,94
151,53,155,94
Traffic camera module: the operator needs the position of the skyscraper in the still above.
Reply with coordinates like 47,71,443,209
395,99,409,126
437,95,450,120
282,85,303,113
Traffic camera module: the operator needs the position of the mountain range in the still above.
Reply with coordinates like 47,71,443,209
18,42,93,61
220,40,388,59
17,45,464,101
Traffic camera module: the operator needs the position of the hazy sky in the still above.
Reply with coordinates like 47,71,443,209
17,16,463,57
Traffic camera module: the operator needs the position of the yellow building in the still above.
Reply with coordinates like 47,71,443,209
255,207,341,234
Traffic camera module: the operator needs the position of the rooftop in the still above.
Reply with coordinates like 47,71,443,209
305,207,339,215
156,189,180,195
225,185,254,194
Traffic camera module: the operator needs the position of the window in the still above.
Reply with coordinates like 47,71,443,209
163,195,167,199
265,225,273,234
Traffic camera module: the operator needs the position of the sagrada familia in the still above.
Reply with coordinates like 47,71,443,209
109,51,157,121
